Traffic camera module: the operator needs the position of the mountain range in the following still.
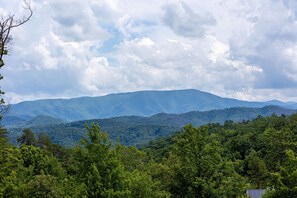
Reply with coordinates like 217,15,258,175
3,89,297,123
3,89,297,146
6,105,297,147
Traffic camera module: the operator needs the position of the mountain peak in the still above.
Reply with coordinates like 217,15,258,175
5,89,296,122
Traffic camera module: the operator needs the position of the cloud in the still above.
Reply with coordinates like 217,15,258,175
81,57,126,94
226,0,297,90
2,0,297,103
50,0,109,42
281,0,297,20
162,1,216,37
109,34,263,97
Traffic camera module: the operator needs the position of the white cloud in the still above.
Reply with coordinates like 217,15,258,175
162,1,216,38
81,57,126,94
206,35,229,63
1,0,297,103
137,38,154,47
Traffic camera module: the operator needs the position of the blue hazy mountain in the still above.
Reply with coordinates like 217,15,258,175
2,115,66,129
6,105,297,146
4,89,297,122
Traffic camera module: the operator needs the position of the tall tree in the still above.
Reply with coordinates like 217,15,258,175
167,125,247,197
17,128,37,146
264,149,297,197
75,124,130,197
0,0,33,113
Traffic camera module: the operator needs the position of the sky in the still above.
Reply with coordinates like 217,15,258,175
1,0,297,103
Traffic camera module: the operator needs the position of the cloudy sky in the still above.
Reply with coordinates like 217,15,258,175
1,0,297,103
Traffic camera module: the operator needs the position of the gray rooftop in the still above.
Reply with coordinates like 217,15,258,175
246,189,266,198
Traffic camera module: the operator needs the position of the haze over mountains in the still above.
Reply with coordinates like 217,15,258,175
6,105,297,146
3,89,297,146
3,89,297,123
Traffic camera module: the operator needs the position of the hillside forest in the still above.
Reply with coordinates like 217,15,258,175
1,2,297,197
1,113,297,197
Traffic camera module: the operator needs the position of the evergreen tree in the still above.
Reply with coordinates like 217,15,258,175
17,128,37,146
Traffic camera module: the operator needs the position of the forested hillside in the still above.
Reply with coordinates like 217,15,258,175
2,0,297,197
6,105,297,147
6,89,297,122
1,114,297,197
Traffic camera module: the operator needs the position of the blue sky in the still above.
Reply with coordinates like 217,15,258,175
1,0,297,103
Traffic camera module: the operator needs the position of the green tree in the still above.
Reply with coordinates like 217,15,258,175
17,128,37,146
20,145,65,177
0,125,9,147
115,144,149,171
264,149,297,198
74,124,130,197
24,174,63,198
168,125,247,197
115,144,170,197
0,146,25,197
0,5,33,196
262,127,297,171
244,149,269,188
37,133,69,162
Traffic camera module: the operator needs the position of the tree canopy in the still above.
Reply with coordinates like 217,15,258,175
1,113,297,197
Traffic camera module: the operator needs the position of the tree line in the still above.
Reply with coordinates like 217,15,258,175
0,113,297,197
0,1,296,197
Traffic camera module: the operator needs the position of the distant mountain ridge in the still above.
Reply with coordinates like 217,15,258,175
3,89,297,122
6,105,297,146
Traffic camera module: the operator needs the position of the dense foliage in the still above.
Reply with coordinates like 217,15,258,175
1,114,297,197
